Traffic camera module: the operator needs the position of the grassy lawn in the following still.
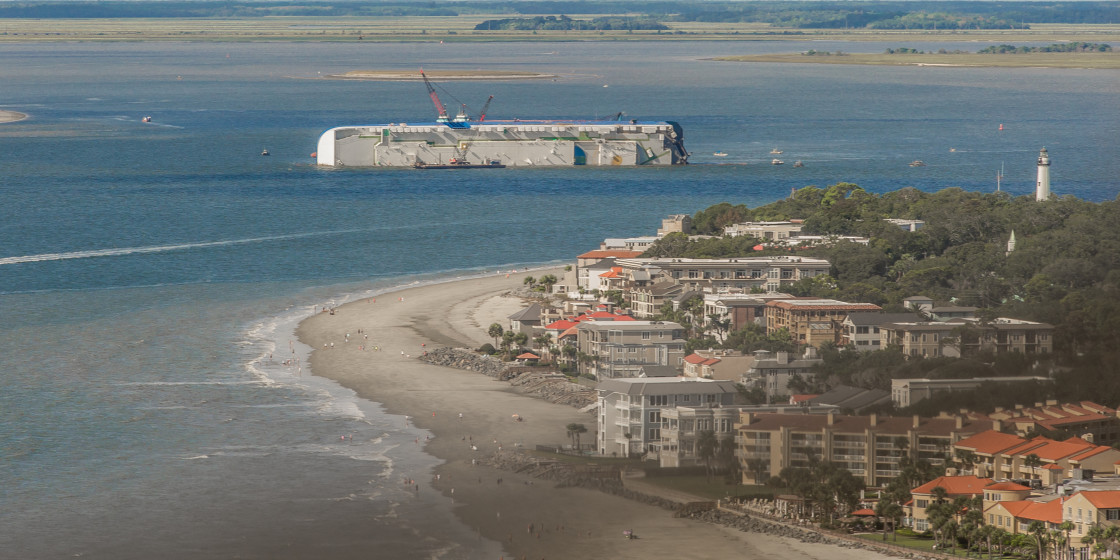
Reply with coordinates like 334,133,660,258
637,475,784,501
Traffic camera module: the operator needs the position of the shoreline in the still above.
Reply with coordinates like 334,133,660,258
0,110,28,123
294,269,905,559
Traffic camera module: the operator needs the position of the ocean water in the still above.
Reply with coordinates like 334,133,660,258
0,40,1117,559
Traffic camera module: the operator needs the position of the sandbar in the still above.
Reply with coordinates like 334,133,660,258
0,110,28,123
327,70,556,81
296,269,905,559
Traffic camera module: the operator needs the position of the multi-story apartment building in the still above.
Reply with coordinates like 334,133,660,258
596,378,738,458
658,405,743,468
576,320,686,379
574,249,643,291
613,256,831,294
724,221,803,240
891,376,1050,408
989,401,1120,446
742,349,822,400
703,292,795,334
735,412,993,486
841,312,919,351
765,298,883,347
907,475,994,532
880,317,1054,358
628,279,683,319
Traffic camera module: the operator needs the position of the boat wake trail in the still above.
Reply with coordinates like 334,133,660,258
0,230,365,266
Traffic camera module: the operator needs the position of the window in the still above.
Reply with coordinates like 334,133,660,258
649,395,669,406
642,331,651,340
649,411,661,423
1107,509,1120,521
649,428,660,440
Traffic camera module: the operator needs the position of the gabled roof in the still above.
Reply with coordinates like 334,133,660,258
578,250,643,259
912,475,994,496
684,354,720,366
508,303,542,322
954,430,1027,455
1078,491,1120,509
598,267,623,279
851,508,877,517
1017,437,1097,461
544,319,579,331
516,352,540,360
559,326,579,339
989,499,1062,524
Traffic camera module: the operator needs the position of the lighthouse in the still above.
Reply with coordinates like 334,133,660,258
1036,147,1051,201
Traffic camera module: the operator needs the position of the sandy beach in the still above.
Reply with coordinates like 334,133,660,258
0,110,28,123
297,269,901,559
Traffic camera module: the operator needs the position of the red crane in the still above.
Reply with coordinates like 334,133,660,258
420,69,449,122
479,95,494,122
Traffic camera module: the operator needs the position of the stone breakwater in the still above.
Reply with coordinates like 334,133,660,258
419,347,597,408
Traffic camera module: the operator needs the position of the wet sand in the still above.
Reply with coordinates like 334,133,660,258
297,269,901,559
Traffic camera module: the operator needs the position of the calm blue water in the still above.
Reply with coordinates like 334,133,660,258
0,41,1117,559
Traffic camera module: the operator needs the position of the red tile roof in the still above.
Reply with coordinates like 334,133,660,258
986,481,1032,491
992,499,1062,524
684,354,720,366
954,430,1027,455
912,475,994,496
598,266,623,279
578,250,643,259
790,394,818,404
851,508,876,517
516,352,540,359
1078,491,1120,509
544,319,579,330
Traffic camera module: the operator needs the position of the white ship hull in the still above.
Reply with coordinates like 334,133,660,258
316,120,687,168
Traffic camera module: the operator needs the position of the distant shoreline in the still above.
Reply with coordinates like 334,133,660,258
327,70,556,81
711,52,1120,69
0,110,28,123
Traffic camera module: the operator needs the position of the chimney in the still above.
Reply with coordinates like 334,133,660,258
828,411,836,425
956,416,964,429
776,351,790,364
913,415,921,428
993,419,1002,432
870,413,878,427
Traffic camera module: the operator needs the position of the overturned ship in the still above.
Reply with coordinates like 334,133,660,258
315,72,688,168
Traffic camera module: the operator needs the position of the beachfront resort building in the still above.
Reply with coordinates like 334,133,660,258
735,412,993,487
575,320,686,380
951,429,1120,485
596,377,738,458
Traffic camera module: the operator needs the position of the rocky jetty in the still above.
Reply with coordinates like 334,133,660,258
419,347,596,409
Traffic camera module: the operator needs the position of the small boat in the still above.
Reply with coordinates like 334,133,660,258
792,161,804,167
141,116,152,123
261,149,270,156
909,160,925,167
771,158,784,165
713,151,727,157
770,148,783,155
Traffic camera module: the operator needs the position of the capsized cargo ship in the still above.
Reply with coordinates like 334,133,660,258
315,71,688,168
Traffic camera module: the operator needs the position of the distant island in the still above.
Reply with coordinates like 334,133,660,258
328,70,554,81
714,43,1120,69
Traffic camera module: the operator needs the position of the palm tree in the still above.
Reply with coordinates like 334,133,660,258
488,322,504,348
1024,453,1043,479
697,430,719,482
523,276,536,289
565,423,587,452
1059,521,1075,560
538,274,558,293
1029,520,1049,560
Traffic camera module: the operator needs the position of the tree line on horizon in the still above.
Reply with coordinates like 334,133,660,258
3,1,1119,28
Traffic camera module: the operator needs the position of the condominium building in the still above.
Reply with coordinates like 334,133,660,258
597,377,738,458
724,221,803,240
880,317,1054,358
576,320,686,379
735,412,993,486
952,429,1120,485
765,299,883,347
613,256,831,294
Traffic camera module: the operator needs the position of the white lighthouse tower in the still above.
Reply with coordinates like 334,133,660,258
1036,147,1051,201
